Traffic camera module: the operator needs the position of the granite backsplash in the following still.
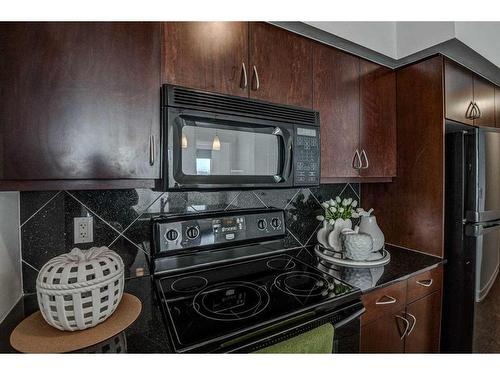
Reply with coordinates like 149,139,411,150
19,183,360,294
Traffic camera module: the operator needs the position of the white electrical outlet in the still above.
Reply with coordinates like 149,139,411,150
74,216,94,244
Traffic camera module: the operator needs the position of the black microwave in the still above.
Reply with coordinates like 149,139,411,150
158,85,320,191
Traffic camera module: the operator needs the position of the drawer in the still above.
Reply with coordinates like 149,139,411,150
407,265,443,303
361,280,407,326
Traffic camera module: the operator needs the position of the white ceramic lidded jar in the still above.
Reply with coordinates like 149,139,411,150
358,208,385,252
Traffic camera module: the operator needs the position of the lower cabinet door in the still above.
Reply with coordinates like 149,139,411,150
404,291,442,353
360,312,406,353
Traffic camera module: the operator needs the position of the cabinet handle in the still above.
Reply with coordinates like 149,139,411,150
416,279,433,287
253,65,260,90
405,312,417,336
474,102,481,119
395,315,410,340
375,294,397,305
352,149,362,170
149,134,155,166
360,149,369,169
465,101,474,119
241,62,248,88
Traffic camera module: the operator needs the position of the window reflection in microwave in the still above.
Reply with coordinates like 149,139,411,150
181,124,280,176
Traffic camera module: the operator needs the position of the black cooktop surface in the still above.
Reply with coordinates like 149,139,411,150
156,253,359,352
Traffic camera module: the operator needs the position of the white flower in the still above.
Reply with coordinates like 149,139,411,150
330,206,337,213
347,198,353,205
339,207,345,213
329,219,335,225
351,212,360,218
321,202,329,209
342,198,348,206
336,196,341,203
351,200,358,208
316,215,325,221
328,199,336,206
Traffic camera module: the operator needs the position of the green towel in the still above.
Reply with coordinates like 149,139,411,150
253,323,334,354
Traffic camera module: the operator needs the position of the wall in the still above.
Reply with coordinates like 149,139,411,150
396,22,455,59
0,192,22,323
19,183,360,294
304,21,397,58
455,22,500,68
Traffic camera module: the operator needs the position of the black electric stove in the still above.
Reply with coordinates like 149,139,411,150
151,209,363,353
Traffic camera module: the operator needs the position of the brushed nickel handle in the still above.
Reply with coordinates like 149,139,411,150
416,279,433,287
395,315,410,340
253,65,260,90
465,101,474,119
375,294,397,305
241,62,248,88
474,102,481,119
360,149,369,169
405,312,417,336
149,134,155,166
352,149,362,170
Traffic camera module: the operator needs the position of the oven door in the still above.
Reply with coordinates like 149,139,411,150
164,108,293,190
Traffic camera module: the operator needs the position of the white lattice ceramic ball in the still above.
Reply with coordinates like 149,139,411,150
36,247,125,331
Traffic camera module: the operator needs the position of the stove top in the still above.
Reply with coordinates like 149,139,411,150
156,253,359,352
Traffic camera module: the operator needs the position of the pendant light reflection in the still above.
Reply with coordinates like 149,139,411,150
212,134,221,151
181,132,188,149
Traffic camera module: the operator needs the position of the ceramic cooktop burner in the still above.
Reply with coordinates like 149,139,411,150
171,275,208,293
193,281,270,321
266,257,296,271
274,271,332,297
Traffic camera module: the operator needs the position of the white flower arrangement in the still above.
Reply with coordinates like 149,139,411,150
316,196,363,224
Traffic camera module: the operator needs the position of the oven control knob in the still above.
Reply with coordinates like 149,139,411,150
271,217,282,228
257,219,267,231
165,229,178,242
186,226,200,239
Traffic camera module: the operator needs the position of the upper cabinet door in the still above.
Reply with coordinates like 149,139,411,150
445,59,474,125
163,22,249,97
473,76,496,127
313,44,360,180
359,60,397,178
496,87,500,128
0,22,161,180
249,23,313,108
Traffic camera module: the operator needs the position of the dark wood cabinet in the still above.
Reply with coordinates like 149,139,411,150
405,291,442,353
361,313,406,353
313,43,360,180
473,76,496,127
496,87,500,128
360,266,443,354
0,22,161,183
359,60,397,178
445,59,474,125
249,22,313,108
163,22,249,97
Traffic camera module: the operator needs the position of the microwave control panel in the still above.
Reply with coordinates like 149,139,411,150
294,126,320,186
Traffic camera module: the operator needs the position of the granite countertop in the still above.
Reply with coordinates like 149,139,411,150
0,244,444,353
294,244,445,293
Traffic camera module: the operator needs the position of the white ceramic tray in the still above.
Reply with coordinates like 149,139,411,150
314,244,390,268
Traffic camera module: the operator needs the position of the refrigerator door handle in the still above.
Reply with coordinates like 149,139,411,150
466,221,500,237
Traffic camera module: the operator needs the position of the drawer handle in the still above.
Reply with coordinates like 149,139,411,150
395,315,410,340
416,279,433,287
404,312,417,336
375,295,397,305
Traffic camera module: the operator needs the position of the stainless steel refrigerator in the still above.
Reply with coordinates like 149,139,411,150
442,124,500,352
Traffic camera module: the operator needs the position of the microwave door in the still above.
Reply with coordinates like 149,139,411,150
167,112,293,189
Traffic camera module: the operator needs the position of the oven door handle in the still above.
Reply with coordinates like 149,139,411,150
334,306,366,329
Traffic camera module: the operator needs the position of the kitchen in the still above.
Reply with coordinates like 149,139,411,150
1,0,500,370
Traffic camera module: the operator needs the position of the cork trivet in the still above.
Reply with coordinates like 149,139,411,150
10,293,142,353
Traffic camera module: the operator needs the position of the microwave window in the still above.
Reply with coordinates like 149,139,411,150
181,124,280,176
